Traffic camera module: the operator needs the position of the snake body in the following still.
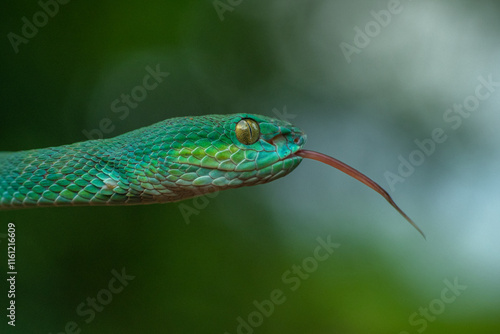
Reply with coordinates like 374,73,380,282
0,114,304,209
0,113,425,237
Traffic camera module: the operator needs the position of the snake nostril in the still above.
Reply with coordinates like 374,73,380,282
294,137,300,144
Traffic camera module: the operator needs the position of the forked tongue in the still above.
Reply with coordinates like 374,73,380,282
296,150,425,239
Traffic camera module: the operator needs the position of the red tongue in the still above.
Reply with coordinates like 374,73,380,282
296,149,425,239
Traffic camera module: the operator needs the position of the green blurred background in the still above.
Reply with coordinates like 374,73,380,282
1,0,499,333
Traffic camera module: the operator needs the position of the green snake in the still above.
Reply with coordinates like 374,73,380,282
0,113,424,237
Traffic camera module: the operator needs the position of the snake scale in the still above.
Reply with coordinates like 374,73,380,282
0,113,424,237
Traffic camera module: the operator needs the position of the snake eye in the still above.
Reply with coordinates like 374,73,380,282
235,118,260,145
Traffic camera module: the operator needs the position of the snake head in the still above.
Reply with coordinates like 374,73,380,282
154,113,307,196
221,113,307,184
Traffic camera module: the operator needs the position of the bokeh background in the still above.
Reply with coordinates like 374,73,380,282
1,0,500,333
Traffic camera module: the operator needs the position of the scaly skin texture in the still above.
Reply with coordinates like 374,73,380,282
0,114,305,209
